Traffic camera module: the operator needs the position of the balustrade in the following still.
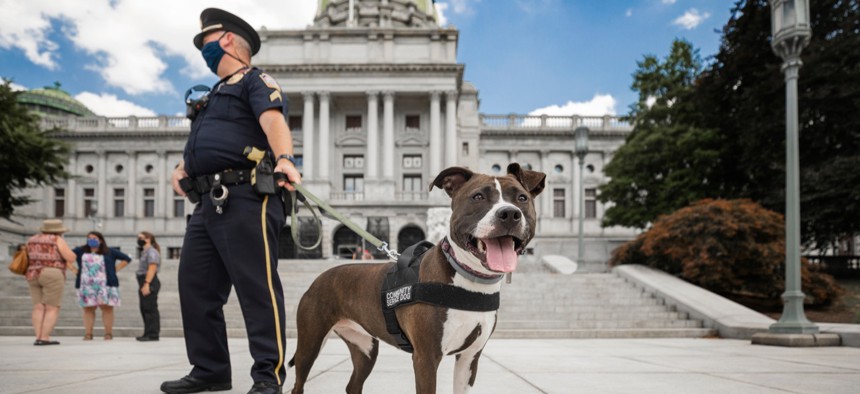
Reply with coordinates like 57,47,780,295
480,114,630,130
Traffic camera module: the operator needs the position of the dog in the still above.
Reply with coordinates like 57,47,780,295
289,163,545,394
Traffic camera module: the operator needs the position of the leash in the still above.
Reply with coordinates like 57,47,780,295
275,174,400,261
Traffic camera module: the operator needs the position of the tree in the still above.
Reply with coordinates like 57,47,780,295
598,40,725,228
0,80,70,219
694,0,860,248
602,0,860,248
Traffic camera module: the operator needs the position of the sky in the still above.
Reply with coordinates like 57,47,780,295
0,0,733,118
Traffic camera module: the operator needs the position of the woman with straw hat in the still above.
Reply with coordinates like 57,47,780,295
25,219,77,345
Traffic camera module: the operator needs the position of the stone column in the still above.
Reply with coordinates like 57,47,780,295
429,91,442,176
445,90,458,167
319,91,331,182
126,153,136,218
97,150,107,219
540,150,551,217
157,151,167,217
366,91,380,180
68,154,77,219
382,91,395,180
302,92,315,180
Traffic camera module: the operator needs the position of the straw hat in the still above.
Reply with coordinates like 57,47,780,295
39,219,69,234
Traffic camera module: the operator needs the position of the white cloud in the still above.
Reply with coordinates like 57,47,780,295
8,81,28,91
75,91,157,117
529,94,618,117
673,9,711,30
626,9,633,17
0,0,317,95
442,0,480,15
662,0,677,5
435,3,449,26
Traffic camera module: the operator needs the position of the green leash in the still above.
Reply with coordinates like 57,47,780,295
282,177,399,261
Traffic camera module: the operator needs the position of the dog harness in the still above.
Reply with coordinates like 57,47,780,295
381,240,501,353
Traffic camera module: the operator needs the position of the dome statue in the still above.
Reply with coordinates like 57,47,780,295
315,0,440,28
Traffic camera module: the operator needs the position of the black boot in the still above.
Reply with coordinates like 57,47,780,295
160,375,231,394
247,381,281,394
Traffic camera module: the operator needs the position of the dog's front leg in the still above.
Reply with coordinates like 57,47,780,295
453,349,482,394
412,350,442,394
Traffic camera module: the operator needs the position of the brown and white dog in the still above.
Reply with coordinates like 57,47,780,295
289,163,545,394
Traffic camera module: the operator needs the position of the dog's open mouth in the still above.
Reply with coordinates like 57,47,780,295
465,235,524,273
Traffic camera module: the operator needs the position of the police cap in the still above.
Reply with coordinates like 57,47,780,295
193,8,261,56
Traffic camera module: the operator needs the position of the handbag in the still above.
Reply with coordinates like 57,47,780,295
8,250,28,275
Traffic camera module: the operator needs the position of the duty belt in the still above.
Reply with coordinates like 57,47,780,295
192,169,252,194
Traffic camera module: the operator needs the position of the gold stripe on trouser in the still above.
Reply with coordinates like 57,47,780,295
261,195,285,385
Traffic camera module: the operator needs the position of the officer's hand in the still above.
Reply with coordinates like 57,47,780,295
275,161,301,192
172,166,188,196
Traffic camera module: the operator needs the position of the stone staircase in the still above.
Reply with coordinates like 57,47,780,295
0,258,715,339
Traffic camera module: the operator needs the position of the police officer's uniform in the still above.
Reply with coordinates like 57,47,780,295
176,8,288,389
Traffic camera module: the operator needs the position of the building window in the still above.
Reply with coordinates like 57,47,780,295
143,188,155,217
345,115,362,131
344,155,364,169
288,115,303,131
173,191,185,218
585,188,597,219
168,247,182,259
405,115,420,130
54,188,65,217
83,188,96,217
403,175,422,192
113,188,125,217
344,175,364,192
553,188,565,218
402,155,422,169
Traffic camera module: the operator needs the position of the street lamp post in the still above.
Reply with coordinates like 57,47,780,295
768,0,817,334
574,126,590,266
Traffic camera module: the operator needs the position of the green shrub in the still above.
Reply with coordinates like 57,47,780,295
610,199,842,307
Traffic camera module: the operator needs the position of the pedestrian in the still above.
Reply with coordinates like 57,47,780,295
162,8,301,394
72,231,131,341
136,231,161,342
24,219,77,346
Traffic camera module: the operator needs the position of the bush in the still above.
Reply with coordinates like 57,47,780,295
610,199,842,307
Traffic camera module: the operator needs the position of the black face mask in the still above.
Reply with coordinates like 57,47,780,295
137,239,146,247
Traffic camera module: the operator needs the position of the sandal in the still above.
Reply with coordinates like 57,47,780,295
104,333,113,341
83,333,93,341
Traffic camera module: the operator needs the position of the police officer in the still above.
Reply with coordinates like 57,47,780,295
163,8,301,394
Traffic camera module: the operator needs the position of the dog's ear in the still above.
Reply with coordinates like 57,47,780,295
429,166,474,197
507,163,546,197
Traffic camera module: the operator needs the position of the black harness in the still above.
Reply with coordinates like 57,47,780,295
381,241,501,353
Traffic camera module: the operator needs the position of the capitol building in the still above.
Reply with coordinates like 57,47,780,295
2,0,637,269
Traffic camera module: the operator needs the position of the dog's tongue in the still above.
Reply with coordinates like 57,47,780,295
483,236,518,272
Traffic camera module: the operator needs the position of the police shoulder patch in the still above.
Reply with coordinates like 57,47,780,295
259,73,281,90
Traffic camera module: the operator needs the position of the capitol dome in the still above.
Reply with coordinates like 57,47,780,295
17,82,95,117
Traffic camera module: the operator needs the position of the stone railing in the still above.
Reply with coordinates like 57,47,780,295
480,114,630,131
40,115,191,132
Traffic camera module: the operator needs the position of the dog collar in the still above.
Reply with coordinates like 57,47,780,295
441,237,505,285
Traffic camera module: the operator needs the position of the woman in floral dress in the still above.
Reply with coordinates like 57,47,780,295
73,231,131,340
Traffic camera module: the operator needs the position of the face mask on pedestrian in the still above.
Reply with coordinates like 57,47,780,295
87,239,100,249
201,31,227,74
137,239,146,247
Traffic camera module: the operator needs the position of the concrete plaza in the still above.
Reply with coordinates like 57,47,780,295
1,336,858,393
